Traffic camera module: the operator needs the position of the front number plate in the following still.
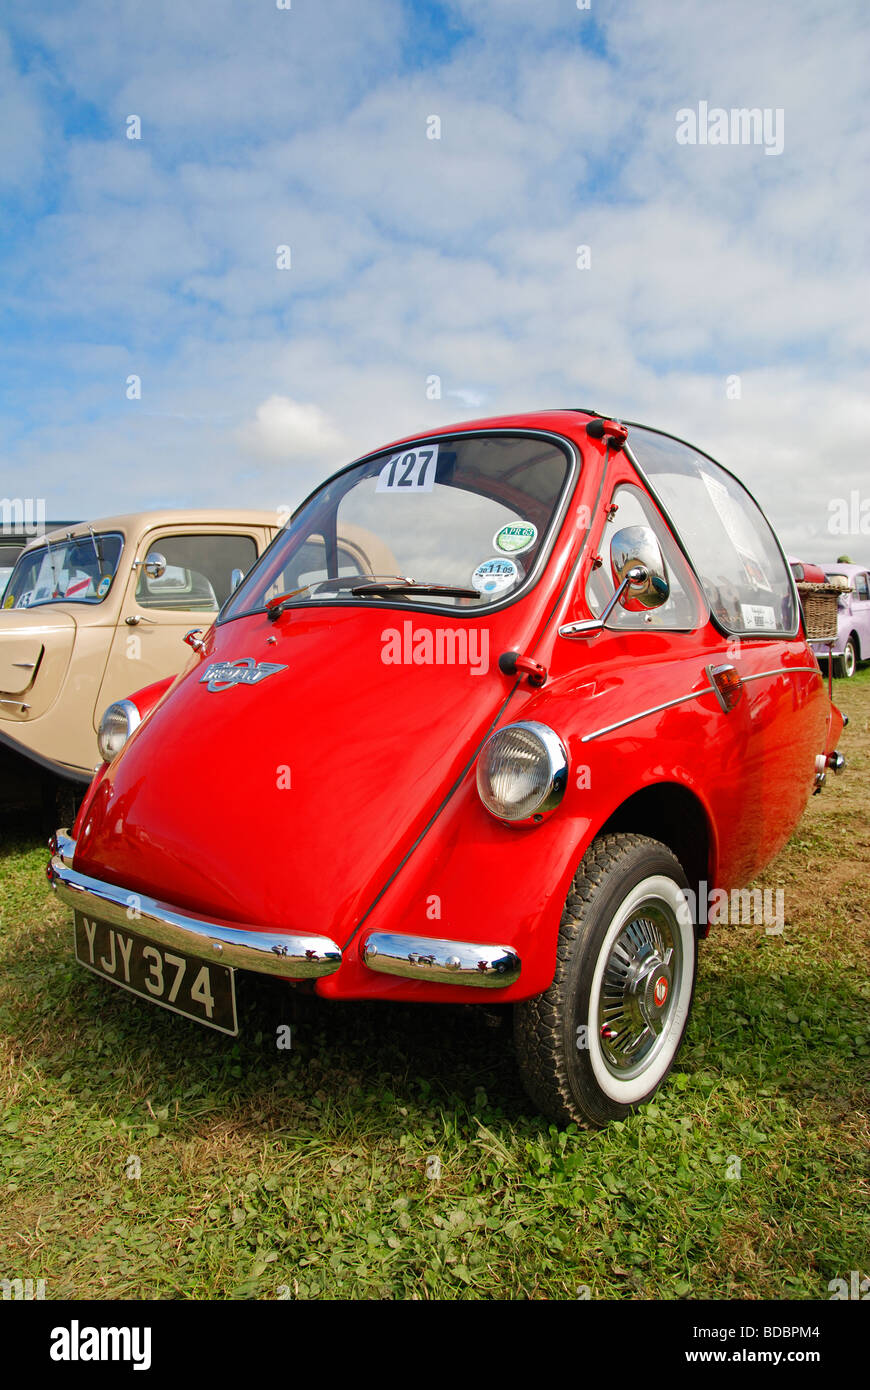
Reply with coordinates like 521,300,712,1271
74,913,238,1035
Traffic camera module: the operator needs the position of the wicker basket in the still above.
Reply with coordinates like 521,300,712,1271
796,582,843,642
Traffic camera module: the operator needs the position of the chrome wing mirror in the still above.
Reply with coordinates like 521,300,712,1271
560,525,670,638
230,567,245,593
143,551,167,580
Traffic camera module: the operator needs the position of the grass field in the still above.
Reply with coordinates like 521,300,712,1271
1,671,867,1300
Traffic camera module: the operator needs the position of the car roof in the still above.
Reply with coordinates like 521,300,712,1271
824,563,868,577
20,510,279,553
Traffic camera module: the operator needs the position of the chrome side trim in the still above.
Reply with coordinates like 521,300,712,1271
580,666,822,744
48,851,341,980
581,687,716,743
740,666,820,682
362,933,521,988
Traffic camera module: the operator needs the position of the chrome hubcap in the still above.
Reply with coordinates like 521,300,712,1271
598,902,682,1077
845,645,855,677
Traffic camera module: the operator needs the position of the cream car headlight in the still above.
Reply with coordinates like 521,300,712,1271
476,721,568,824
97,699,141,763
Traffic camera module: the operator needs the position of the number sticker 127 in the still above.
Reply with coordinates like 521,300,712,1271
376,445,438,494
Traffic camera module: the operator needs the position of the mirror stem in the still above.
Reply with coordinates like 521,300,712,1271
558,567,647,640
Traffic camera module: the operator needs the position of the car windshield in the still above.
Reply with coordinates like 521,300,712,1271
2,533,124,610
223,433,574,620
0,543,20,601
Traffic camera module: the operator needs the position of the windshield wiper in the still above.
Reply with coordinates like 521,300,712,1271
89,526,106,575
266,575,409,621
266,575,480,620
44,534,61,596
350,580,480,599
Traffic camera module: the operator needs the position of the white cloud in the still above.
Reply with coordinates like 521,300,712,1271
0,0,867,568
237,395,345,462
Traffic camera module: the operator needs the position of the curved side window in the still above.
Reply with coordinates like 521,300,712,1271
628,428,796,637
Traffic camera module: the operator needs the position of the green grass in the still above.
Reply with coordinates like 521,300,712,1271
1,670,868,1300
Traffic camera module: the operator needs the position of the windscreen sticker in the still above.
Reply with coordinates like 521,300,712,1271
376,444,439,494
97,575,112,597
64,574,93,598
740,602,777,630
493,522,537,554
3,593,14,609
15,590,32,609
471,557,519,596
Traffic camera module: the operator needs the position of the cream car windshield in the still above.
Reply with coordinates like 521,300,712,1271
2,534,123,610
223,434,573,619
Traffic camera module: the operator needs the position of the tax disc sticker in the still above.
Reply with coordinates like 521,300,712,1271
493,522,537,554
740,603,776,630
97,576,112,597
471,557,519,596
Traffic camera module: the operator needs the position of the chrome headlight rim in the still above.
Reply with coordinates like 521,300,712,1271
97,698,142,764
476,720,569,825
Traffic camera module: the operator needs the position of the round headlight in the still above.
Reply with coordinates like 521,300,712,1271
476,721,568,824
97,699,141,763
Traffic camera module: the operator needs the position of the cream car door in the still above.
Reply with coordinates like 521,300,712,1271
96,529,260,726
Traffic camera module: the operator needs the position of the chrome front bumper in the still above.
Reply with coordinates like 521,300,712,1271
361,933,521,988
47,832,342,980
48,832,522,990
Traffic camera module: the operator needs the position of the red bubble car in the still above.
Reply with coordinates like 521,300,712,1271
48,410,846,1127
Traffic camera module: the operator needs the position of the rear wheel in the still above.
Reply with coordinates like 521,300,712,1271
836,638,857,679
514,834,697,1127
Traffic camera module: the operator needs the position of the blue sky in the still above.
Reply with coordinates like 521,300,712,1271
1,0,868,560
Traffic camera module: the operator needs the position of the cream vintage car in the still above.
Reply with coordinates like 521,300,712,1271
0,511,282,815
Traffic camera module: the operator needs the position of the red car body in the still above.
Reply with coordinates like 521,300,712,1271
48,410,845,1124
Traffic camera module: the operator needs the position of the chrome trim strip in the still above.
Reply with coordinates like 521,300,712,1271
581,687,716,743
362,932,521,988
580,666,822,743
741,666,820,682
49,850,341,979
0,698,30,709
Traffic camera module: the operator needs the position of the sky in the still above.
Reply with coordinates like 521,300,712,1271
1,0,868,563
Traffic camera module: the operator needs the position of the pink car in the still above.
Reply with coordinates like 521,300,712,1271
810,563,870,678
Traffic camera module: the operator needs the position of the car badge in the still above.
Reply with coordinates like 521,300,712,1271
199,658,288,693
